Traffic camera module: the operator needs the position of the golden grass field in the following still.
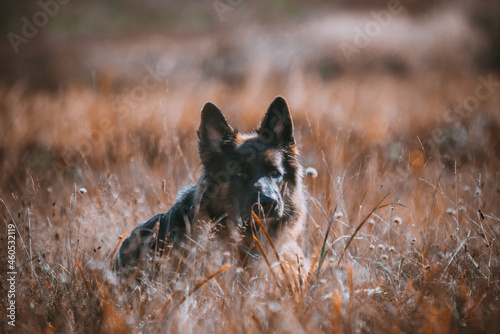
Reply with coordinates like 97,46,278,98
1,3,500,333
2,68,499,333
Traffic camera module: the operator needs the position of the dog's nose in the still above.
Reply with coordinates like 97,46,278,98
258,194,277,215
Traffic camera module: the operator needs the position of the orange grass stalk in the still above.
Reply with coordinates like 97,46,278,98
252,232,283,291
251,210,294,294
158,289,182,315
151,265,232,320
296,254,303,288
73,251,93,296
302,244,322,295
317,205,338,279
253,233,272,269
175,258,182,277
141,289,183,328
338,192,391,266
287,262,300,293
347,265,354,321
109,231,131,269
331,289,343,332
421,249,427,280
178,264,232,305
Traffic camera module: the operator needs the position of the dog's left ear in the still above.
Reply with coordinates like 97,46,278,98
257,96,295,147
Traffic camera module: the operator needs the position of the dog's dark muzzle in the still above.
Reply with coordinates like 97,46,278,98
253,193,280,218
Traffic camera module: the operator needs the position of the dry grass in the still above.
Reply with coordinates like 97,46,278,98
1,66,500,333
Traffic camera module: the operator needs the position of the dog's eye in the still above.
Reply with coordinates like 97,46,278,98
236,172,245,178
270,169,282,178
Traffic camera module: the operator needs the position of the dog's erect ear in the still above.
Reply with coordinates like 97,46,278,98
257,96,295,147
198,102,235,154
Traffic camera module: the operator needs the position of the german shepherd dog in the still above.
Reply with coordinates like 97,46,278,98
113,97,306,277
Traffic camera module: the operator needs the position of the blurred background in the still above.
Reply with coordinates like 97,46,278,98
0,0,499,91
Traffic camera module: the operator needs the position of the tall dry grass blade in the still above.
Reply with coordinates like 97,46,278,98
338,192,391,266
347,265,353,321
296,254,303,288
377,202,412,210
109,231,131,269
287,262,299,294
426,166,445,229
251,225,283,290
251,210,294,294
182,264,232,301
302,244,322,295
317,205,338,279
331,289,343,332
136,289,183,334
253,233,272,269
1,198,31,261
175,258,182,277
421,249,427,280
145,265,231,326
441,230,471,279
159,289,182,315
73,251,93,296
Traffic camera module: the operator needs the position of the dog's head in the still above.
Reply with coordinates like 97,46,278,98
197,96,300,228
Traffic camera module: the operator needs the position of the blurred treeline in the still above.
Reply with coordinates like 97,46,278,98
0,0,498,90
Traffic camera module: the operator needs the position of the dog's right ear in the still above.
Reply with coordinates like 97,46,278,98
198,102,236,155
257,96,295,147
